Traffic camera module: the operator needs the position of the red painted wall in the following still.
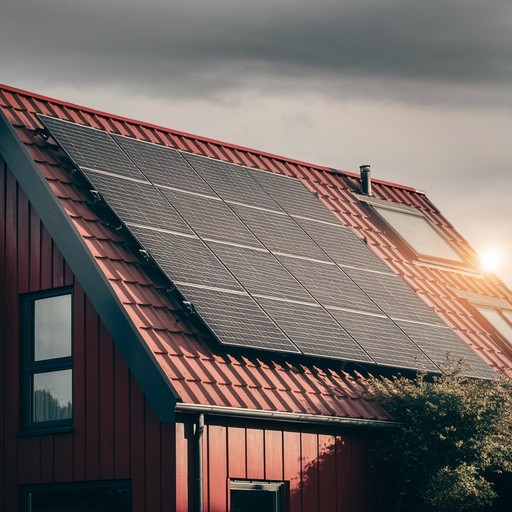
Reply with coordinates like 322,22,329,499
175,417,377,512
0,157,378,511
0,159,175,511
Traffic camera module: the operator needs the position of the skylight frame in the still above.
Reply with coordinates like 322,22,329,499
475,305,512,345
358,194,465,265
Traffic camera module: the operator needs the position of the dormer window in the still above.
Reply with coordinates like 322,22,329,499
21,288,73,432
373,205,463,262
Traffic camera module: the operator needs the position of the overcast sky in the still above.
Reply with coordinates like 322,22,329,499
1,0,511,287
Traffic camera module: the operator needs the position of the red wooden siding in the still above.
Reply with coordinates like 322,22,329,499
175,417,377,512
0,158,176,511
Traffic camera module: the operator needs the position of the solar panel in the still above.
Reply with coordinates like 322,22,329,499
230,204,328,261
127,226,243,291
395,320,495,379
39,115,144,180
41,116,494,377
256,297,372,362
206,242,312,302
182,153,282,211
159,188,263,248
248,169,337,224
296,218,392,273
82,170,193,236
177,285,300,353
327,308,436,370
112,135,215,195
276,255,382,314
343,267,445,326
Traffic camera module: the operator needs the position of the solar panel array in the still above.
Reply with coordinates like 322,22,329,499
39,114,495,378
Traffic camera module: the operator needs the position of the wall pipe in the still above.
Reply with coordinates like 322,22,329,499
195,413,205,512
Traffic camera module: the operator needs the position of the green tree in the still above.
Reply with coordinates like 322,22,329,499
369,366,512,512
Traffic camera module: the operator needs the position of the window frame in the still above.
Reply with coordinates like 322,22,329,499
20,480,132,512
20,287,74,434
475,304,512,345
230,479,287,512
358,194,466,266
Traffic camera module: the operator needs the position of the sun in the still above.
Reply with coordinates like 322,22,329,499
479,249,502,272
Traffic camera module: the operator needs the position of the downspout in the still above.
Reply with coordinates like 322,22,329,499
195,414,205,512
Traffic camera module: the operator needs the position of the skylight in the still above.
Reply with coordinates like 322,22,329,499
374,206,463,262
477,306,512,343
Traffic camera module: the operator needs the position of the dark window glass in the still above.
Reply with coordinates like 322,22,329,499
26,485,131,512
230,481,285,512
34,294,72,360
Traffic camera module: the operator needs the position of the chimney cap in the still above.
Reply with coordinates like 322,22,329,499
359,165,371,172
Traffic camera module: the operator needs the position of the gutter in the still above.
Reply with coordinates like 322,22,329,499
175,403,396,428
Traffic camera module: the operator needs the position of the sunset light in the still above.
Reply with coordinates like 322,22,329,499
479,248,502,272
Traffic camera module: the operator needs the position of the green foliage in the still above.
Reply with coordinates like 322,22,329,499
369,367,512,512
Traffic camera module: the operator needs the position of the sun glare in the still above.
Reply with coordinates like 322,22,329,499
479,249,502,272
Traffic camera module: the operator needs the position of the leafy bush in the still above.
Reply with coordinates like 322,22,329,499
370,367,512,511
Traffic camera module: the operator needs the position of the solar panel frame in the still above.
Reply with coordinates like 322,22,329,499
248,168,338,224
395,320,496,379
127,226,243,292
177,284,300,353
256,297,373,362
112,135,216,195
182,153,283,211
81,170,193,236
327,308,437,370
39,115,145,180
206,242,313,302
230,204,329,261
296,217,393,273
276,254,383,314
159,188,263,248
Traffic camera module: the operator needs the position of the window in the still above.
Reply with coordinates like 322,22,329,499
373,205,463,262
230,480,286,512
21,288,73,431
21,481,131,512
476,306,512,344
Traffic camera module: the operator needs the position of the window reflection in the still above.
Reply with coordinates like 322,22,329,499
33,370,72,422
34,294,72,361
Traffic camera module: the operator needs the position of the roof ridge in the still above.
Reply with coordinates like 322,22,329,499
0,82,420,193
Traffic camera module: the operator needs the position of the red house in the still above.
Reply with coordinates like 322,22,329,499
1,83,511,512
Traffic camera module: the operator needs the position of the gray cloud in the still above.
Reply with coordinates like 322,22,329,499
2,0,512,105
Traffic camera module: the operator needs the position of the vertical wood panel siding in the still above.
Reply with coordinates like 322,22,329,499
0,160,176,511
175,418,377,512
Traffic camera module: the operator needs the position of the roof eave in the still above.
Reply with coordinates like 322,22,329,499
0,109,179,422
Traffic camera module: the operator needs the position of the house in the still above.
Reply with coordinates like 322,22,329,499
0,83,511,512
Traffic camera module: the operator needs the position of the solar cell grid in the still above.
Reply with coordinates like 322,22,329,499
344,267,445,326
39,115,144,180
395,320,495,379
127,226,243,291
248,168,337,223
82,170,193,235
327,308,436,370
159,188,263,248
276,255,382,314
230,204,329,261
112,135,215,195
177,285,299,353
256,297,373,362
182,153,282,211
296,218,392,273
207,242,312,302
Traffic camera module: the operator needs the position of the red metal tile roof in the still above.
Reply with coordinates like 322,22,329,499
2,83,511,422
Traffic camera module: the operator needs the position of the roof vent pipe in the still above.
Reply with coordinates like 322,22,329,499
360,165,372,196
